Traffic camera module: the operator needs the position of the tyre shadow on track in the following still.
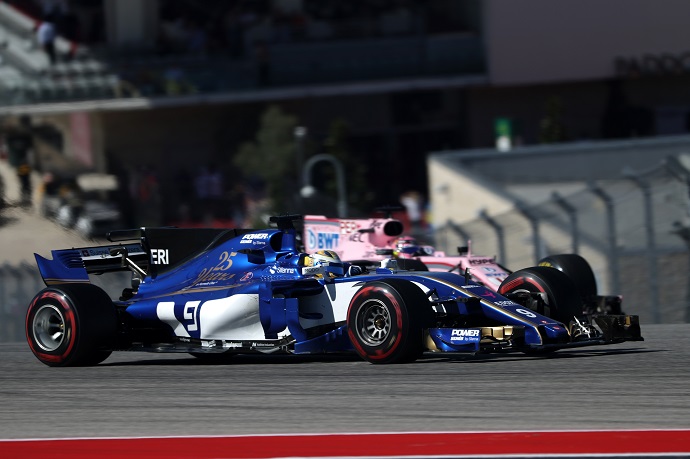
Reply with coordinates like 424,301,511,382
99,347,659,366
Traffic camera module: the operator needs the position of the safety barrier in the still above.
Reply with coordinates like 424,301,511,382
434,157,690,325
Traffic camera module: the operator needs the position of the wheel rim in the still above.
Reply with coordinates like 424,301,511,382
356,299,391,345
33,304,66,351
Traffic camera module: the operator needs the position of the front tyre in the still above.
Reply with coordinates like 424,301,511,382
347,280,429,364
498,266,582,324
538,254,598,313
26,284,117,367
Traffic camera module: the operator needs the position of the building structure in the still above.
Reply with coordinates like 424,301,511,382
1,0,690,222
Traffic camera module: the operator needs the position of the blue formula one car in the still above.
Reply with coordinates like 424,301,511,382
25,216,642,367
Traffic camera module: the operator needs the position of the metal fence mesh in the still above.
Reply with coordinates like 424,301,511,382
435,160,690,325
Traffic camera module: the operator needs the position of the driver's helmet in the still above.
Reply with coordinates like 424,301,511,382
302,249,343,278
393,236,421,258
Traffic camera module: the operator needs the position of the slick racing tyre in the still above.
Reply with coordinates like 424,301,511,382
498,266,582,325
26,284,117,367
538,254,598,313
347,280,430,364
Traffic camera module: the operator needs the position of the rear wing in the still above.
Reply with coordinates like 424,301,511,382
34,226,254,286
34,242,147,285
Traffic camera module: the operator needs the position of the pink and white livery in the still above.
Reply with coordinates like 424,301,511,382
302,214,623,315
302,214,510,290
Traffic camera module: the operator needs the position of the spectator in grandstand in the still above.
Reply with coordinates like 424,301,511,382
36,13,57,65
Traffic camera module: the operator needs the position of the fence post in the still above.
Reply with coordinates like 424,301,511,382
445,219,471,254
665,155,690,323
21,262,43,289
0,264,10,343
552,191,579,254
623,169,660,324
588,182,621,296
479,209,506,265
516,203,541,264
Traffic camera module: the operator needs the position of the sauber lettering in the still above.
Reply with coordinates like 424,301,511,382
151,248,169,265
81,244,143,259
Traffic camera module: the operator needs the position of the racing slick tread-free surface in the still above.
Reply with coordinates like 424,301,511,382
538,253,599,310
498,266,583,325
26,284,117,367
347,279,430,364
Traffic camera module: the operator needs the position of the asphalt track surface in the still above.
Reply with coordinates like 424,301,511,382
2,324,690,458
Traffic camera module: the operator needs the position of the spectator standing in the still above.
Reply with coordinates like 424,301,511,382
254,40,270,86
400,190,424,236
194,164,224,223
2,117,35,206
37,14,58,65
136,165,161,226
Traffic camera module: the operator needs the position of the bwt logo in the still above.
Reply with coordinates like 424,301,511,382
307,229,339,250
451,329,480,337
151,248,169,265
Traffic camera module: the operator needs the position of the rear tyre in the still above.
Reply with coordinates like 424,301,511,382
26,284,117,367
538,254,598,312
347,280,430,364
498,266,582,324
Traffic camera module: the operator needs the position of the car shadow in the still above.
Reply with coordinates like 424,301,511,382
100,346,660,366
418,346,660,364
101,352,363,366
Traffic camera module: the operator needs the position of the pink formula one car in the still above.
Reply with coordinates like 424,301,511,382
302,214,622,315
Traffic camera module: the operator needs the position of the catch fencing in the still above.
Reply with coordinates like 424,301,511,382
0,262,43,342
434,156,690,325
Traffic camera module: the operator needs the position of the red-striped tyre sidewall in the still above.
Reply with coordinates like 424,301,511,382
498,266,582,324
25,289,78,366
347,280,425,364
25,284,116,367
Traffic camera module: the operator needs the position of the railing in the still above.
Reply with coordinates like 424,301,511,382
0,32,485,106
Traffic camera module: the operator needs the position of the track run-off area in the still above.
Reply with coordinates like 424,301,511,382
2,324,690,458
